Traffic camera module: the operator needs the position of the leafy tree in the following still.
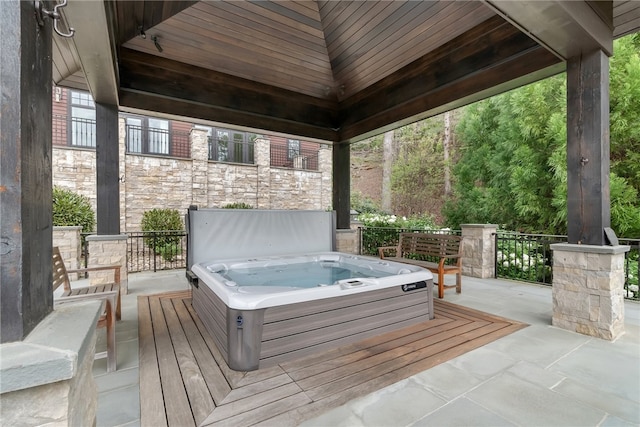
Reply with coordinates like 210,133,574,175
392,116,453,218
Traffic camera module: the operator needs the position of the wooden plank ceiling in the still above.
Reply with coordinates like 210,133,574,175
53,1,640,143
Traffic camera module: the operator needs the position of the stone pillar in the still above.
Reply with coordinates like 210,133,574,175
255,137,271,209
86,235,128,294
551,243,629,340
460,224,497,278
191,128,209,207
319,143,333,211
336,229,358,254
53,226,82,279
0,301,102,426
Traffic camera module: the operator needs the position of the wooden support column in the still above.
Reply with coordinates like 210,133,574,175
566,49,611,245
96,103,121,235
332,142,351,230
0,0,53,341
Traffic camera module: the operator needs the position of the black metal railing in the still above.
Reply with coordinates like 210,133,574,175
358,226,460,257
495,231,639,300
125,125,191,158
53,114,96,148
52,114,68,146
270,144,319,171
127,230,187,272
82,230,188,273
208,137,255,164
620,238,640,300
70,117,97,148
494,231,566,285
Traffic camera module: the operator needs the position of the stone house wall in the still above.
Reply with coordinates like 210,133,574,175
52,120,333,231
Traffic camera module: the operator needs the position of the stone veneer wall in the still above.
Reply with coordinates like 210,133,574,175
52,121,333,231
52,146,97,209
86,235,128,294
460,224,497,278
551,243,629,340
336,229,358,254
0,301,101,426
52,226,82,280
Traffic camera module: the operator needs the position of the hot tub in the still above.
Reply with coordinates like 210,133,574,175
191,252,434,371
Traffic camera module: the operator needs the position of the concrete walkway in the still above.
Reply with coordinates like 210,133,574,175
92,272,640,427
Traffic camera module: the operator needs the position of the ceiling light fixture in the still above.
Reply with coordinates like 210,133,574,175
152,35,163,53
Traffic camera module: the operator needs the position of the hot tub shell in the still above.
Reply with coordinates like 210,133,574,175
187,208,434,371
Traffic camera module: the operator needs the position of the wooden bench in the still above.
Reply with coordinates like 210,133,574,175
378,232,463,299
52,247,121,372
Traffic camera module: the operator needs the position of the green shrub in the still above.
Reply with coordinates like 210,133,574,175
52,186,95,233
222,202,253,209
351,192,383,214
141,209,184,261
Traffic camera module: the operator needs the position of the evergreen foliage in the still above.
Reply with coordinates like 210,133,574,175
222,202,253,209
141,208,184,261
52,186,95,233
441,35,640,237
351,191,383,214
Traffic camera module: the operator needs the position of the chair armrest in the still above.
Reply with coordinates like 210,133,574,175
67,265,121,285
55,290,119,306
378,246,397,259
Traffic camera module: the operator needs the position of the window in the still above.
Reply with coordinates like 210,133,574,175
287,139,300,159
198,126,255,164
125,116,170,155
69,90,96,148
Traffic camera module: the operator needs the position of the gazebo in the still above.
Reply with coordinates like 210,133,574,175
2,1,638,424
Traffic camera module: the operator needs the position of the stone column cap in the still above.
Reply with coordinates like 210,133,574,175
550,243,630,254
85,233,128,242
460,224,498,229
0,300,102,393
53,225,83,231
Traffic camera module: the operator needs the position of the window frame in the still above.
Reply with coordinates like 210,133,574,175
68,90,96,148
287,139,301,160
197,125,255,165
124,114,171,155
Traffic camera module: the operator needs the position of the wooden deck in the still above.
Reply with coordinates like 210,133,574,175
139,290,527,426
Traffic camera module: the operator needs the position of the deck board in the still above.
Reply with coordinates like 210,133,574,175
139,291,527,427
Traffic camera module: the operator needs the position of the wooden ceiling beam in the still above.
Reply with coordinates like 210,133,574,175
116,1,198,45
118,49,339,141
338,47,563,142
337,17,563,142
485,0,613,59
62,0,119,105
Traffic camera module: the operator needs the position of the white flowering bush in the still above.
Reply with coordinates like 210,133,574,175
358,213,440,255
496,237,554,284
625,249,639,300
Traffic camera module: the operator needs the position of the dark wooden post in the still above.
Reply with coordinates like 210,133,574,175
0,0,53,342
566,49,611,245
332,142,351,230
96,103,121,235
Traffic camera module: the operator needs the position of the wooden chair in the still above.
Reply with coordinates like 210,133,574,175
52,247,121,372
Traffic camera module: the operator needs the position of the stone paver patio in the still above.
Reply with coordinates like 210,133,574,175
92,270,640,427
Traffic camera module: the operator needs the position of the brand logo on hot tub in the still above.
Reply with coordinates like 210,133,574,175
401,281,427,292
236,315,244,327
